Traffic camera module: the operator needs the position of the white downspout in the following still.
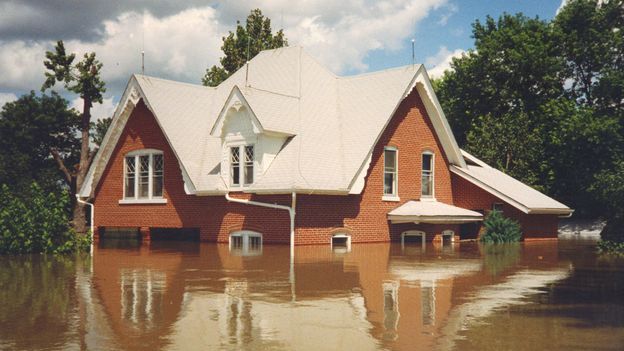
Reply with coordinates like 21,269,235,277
225,192,297,258
76,195,94,255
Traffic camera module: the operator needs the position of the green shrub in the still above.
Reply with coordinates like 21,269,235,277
480,210,522,243
0,183,90,254
597,240,624,255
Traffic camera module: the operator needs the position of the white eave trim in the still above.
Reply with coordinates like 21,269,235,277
450,165,573,216
346,65,466,194
388,215,483,224
450,165,531,214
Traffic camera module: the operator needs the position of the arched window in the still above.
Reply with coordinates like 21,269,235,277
421,151,434,197
229,231,262,256
122,149,165,203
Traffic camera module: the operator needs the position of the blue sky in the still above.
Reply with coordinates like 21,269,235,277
0,0,565,118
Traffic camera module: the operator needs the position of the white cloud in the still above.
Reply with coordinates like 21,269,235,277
425,46,465,79
0,7,223,94
0,92,18,108
279,0,448,73
437,3,458,26
70,96,117,122
0,1,450,98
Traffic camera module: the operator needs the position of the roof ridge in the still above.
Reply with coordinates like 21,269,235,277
339,64,422,79
134,74,214,90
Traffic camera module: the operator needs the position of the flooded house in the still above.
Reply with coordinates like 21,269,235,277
77,46,572,247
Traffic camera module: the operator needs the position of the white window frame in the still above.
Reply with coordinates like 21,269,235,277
401,230,426,247
331,233,352,253
119,149,167,204
229,230,262,256
421,151,435,199
382,146,400,201
441,230,455,245
228,143,255,188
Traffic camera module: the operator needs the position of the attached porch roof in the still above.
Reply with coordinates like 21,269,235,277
388,200,484,224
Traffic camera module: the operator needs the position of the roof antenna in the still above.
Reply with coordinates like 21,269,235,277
411,38,415,67
245,36,251,87
141,12,146,75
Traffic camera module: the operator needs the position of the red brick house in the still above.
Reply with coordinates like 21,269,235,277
77,47,572,250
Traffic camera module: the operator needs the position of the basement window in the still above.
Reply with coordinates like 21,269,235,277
120,149,167,204
331,233,351,253
229,231,262,256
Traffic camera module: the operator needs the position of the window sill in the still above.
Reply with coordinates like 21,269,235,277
118,198,168,205
382,195,401,202
420,196,436,202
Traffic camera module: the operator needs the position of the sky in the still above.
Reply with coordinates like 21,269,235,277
0,0,565,120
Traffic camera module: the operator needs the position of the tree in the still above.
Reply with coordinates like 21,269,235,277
42,40,106,232
436,13,564,145
554,0,624,111
591,159,624,246
0,91,80,193
202,9,287,87
91,116,112,147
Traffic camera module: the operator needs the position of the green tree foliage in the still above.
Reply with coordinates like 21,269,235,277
91,116,112,147
202,9,287,87
436,0,624,218
0,92,79,193
42,40,106,232
554,0,624,111
591,160,624,246
480,210,522,244
0,183,90,254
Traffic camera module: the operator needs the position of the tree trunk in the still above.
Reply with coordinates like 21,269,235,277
72,96,93,233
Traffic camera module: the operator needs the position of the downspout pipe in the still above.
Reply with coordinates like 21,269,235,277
225,192,297,258
75,195,94,255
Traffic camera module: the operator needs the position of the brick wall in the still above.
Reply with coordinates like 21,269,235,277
93,88,558,245
451,174,559,239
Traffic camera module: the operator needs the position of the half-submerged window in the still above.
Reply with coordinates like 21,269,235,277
229,231,262,256
384,147,398,197
421,152,434,197
230,145,254,186
124,150,164,200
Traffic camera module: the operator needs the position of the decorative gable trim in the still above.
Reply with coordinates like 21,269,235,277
210,86,265,137
78,75,196,198
347,66,466,193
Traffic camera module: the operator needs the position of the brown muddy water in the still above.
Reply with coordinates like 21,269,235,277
0,238,623,351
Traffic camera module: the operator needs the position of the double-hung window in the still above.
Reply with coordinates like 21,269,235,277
421,152,434,197
383,147,398,199
123,150,164,202
230,144,254,187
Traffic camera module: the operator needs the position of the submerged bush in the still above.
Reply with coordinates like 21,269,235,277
0,183,90,254
480,210,522,243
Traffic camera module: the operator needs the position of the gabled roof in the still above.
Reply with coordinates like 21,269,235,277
451,150,573,215
79,46,465,197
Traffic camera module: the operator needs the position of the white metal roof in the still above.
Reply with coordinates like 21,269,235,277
79,46,466,197
388,200,484,224
452,150,573,215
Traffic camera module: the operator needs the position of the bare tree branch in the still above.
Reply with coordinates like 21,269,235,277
50,148,73,185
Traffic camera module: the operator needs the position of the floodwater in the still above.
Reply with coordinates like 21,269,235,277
0,238,623,351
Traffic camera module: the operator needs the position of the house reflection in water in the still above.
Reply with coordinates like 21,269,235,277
83,240,570,350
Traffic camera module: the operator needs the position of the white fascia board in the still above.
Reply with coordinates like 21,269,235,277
450,165,531,214
78,75,198,198
414,67,466,168
389,216,483,224
346,66,466,194
527,208,575,215
210,86,265,137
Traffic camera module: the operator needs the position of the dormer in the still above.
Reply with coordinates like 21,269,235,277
210,86,295,190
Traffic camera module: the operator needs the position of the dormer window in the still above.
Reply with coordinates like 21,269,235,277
230,144,254,186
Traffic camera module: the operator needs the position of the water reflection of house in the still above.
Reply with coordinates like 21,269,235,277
86,241,569,350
